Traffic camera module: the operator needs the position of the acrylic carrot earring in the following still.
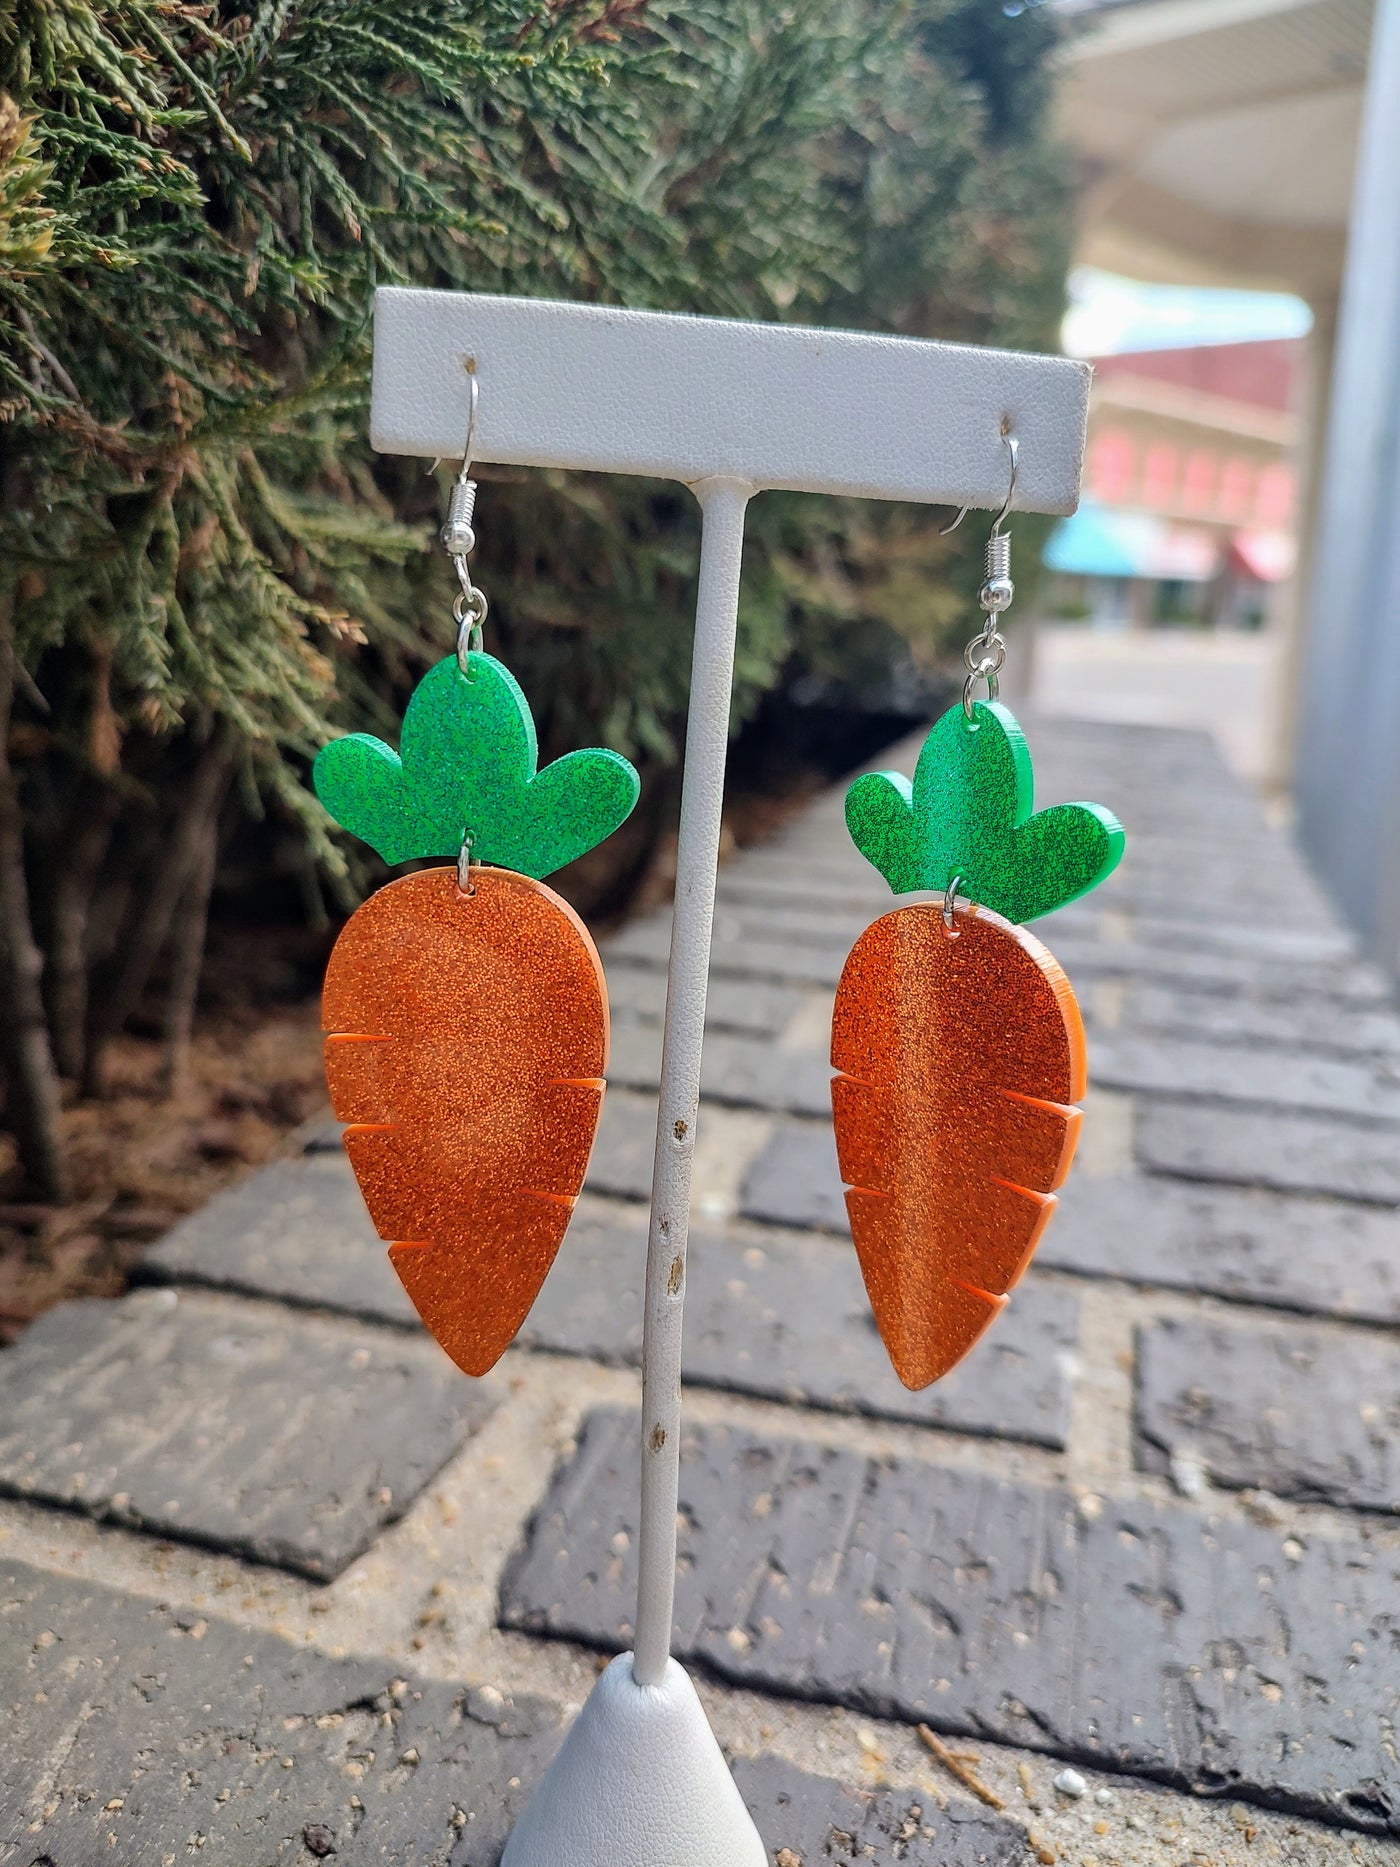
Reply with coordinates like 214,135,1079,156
834,435,1124,1390
313,372,639,1378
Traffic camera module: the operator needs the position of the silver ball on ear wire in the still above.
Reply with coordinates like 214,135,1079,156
980,574,1015,613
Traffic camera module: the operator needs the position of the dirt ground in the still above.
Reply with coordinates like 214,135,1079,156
0,998,325,1345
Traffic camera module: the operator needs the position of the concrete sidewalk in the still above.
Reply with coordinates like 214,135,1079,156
3,715,1399,1865
1030,624,1278,784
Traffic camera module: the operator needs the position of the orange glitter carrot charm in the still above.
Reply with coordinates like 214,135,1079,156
838,698,1122,1389
832,902,1085,1388
324,867,609,1375
313,650,639,1375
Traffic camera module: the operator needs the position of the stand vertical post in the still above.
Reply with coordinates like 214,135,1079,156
632,475,752,1686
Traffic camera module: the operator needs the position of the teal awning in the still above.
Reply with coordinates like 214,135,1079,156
1044,499,1218,583
1044,500,1158,578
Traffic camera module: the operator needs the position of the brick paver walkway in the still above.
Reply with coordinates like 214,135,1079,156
3,717,1399,1865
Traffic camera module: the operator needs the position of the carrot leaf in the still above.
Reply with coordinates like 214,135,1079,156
846,700,1123,921
313,653,640,876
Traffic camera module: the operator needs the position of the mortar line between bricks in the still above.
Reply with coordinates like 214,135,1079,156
1030,1261,1400,1339
607,949,1400,1000
615,1049,1400,1136
128,1259,426,1332
1106,1086,1400,1131
740,1101,1400,1219
649,1382,1400,1548
1061,1279,1138,1489
131,1236,1400,1500
223,1285,1400,1545
142,1225,1400,1386
628,1000,1400,1071
0,1354,637,1677
1135,1161,1400,1210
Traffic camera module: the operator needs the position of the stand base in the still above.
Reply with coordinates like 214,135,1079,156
501,1653,767,1867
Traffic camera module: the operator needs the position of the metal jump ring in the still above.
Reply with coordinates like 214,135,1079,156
962,666,1000,718
457,830,477,896
454,589,488,673
456,616,484,672
963,634,1006,677
942,874,965,937
453,587,488,627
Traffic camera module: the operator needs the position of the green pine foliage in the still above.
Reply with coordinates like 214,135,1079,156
0,0,1069,1192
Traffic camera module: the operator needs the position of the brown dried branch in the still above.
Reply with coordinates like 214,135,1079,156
915,1725,1006,1811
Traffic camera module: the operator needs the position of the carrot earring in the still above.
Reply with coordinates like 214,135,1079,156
312,371,639,1377
834,434,1124,1390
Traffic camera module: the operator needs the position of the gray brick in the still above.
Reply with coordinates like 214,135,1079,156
742,1120,846,1231
502,1411,1400,1835
1044,1173,1400,1322
1047,906,1357,970
145,1152,417,1326
1137,1316,1400,1513
607,1023,832,1117
148,1156,1075,1448
1089,824,1298,864
0,1558,555,1865
605,963,809,1037
731,1756,1026,1866
742,1119,1400,1325
606,913,849,988
1089,1030,1400,1120
1087,858,1340,925
0,1289,494,1579
1138,1103,1400,1204
586,1087,659,1199
1048,933,1388,1004
1117,849,1335,905
608,903,1390,1003
1115,982,1400,1060
1026,719,1259,813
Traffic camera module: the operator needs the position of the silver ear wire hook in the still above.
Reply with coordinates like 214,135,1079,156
958,430,1019,721
441,360,488,670
461,363,480,466
991,432,1018,533
940,427,1018,537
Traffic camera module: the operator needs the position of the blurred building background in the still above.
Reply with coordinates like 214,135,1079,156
1044,334,1301,632
1037,0,1400,963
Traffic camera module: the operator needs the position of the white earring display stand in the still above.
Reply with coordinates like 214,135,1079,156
371,289,1090,1865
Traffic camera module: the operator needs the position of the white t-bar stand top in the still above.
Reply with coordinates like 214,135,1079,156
372,288,1088,1862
